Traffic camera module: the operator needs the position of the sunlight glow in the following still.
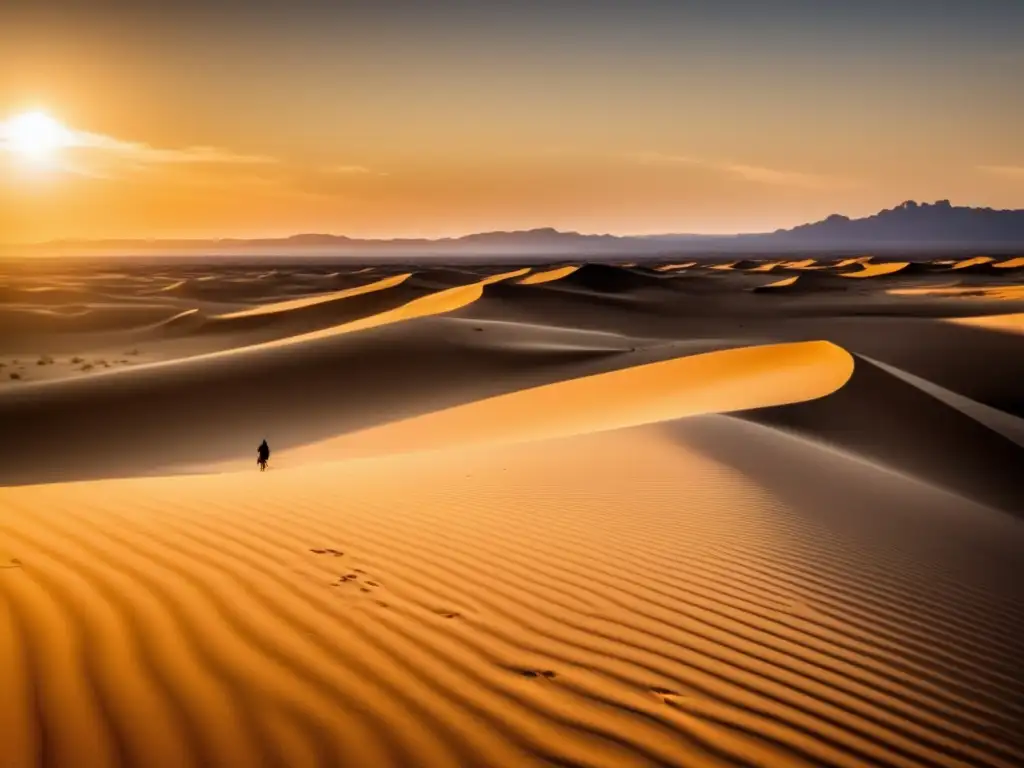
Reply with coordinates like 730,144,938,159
1,111,73,162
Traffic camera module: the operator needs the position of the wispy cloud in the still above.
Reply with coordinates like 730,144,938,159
979,165,1024,178
722,163,842,189
628,151,852,189
0,113,276,176
67,131,276,167
322,164,373,175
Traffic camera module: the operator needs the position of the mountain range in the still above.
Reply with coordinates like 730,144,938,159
15,200,1024,258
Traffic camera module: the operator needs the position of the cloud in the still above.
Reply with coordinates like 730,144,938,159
722,163,841,189
979,165,1024,178
70,131,277,166
322,164,374,175
628,151,851,189
0,113,276,177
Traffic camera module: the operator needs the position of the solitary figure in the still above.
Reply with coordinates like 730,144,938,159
257,439,270,471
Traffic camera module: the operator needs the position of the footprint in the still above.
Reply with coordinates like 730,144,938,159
651,686,684,703
510,667,557,680
432,609,462,619
365,581,380,587
310,548,344,557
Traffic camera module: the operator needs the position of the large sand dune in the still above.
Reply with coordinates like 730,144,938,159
2,255,1023,767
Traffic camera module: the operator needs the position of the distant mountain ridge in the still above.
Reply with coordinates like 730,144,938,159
15,201,1024,257
764,200,1024,248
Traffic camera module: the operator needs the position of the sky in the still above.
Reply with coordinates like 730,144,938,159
1,0,1022,243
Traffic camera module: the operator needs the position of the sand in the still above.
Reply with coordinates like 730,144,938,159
518,266,579,285
839,261,910,278
214,273,412,319
2,255,1023,767
947,312,1024,336
756,275,801,289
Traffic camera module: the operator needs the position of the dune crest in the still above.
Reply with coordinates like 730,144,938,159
756,275,800,289
839,261,910,278
945,312,1024,336
653,262,697,271
889,285,1024,300
284,340,854,463
82,268,533,373
214,273,412,319
518,266,579,285
950,256,995,270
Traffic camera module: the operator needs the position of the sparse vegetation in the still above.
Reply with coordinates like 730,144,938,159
37,355,54,366
71,356,84,364
80,363,94,372
9,372,21,380
126,348,141,356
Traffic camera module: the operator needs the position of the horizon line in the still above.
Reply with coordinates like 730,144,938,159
5,198,1021,249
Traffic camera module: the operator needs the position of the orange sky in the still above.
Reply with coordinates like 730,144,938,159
1,2,1022,243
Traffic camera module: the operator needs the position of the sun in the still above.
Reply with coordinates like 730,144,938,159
1,111,72,161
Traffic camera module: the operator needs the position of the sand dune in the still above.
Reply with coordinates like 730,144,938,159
653,262,697,271
2,255,1024,768
214,273,411,319
754,275,801,291
518,266,579,285
553,264,672,294
993,257,1024,269
739,354,1024,514
889,286,1024,301
3,390,1023,767
832,257,873,268
946,312,1024,336
864,355,1024,448
838,261,911,278
282,341,853,463
950,257,995,270
252,268,529,349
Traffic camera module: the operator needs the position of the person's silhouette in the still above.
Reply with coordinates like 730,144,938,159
257,439,270,471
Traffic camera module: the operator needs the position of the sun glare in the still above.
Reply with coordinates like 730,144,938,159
2,111,72,161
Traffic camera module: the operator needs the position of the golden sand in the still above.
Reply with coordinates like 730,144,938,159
518,266,580,285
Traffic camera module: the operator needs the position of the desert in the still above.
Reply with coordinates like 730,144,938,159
1,253,1022,767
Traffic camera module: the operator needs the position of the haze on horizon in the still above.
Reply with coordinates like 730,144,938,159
1,0,1022,244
